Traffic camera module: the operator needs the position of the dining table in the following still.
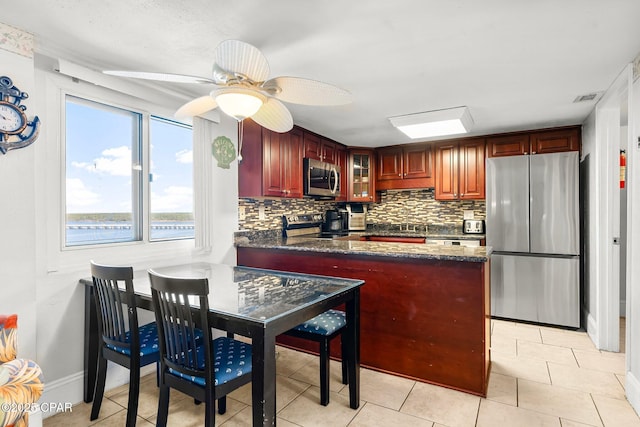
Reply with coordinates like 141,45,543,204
81,262,363,426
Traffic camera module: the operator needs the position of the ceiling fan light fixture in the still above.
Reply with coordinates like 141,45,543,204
389,106,473,139
214,88,265,120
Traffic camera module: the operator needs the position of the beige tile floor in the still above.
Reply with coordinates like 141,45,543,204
45,319,640,426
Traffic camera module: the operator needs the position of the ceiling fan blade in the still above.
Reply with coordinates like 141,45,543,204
251,98,293,133
263,77,353,106
103,70,215,84
213,40,270,83
175,96,218,118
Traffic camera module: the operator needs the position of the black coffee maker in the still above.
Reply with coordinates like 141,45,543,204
322,209,348,234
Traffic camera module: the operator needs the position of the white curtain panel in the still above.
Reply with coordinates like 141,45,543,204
193,116,215,252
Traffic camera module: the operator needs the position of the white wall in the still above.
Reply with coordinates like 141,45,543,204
0,27,38,361
580,109,598,338
0,21,241,418
625,69,640,415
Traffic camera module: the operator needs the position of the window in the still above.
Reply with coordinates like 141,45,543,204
64,95,193,247
149,117,194,240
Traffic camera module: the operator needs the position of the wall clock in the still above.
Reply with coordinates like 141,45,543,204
0,75,41,155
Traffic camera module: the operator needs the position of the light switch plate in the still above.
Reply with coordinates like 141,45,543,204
463,210,475,220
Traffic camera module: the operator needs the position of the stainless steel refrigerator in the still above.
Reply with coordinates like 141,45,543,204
487,151,580,328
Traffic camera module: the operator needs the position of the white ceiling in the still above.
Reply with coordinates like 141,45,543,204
3,0,640,147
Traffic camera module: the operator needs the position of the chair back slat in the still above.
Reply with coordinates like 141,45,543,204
149,270,212,381
90,262,139,355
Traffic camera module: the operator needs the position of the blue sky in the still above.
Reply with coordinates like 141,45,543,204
65,98,193,214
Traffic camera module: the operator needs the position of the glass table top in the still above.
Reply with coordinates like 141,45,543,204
132,262,363,324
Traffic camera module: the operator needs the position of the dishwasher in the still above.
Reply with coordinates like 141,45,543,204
425,238,481,247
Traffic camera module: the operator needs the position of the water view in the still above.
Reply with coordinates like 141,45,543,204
66,214,194,246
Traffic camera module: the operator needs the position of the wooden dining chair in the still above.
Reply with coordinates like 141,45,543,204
148,269,252,427
283,309,348,405
90,261,160,427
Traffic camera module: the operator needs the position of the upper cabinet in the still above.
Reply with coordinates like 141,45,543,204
262,127,303,198
435,138,485,201
335,146,349,202
238,120,303,198
487,126,580,157
348,149,377,202
530,128,580,154
376,144,434,190
303,132,338,164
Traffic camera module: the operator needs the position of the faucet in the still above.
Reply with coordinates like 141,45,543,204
400,208,416,232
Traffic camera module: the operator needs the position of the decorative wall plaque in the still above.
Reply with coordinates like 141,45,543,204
0,76,40,154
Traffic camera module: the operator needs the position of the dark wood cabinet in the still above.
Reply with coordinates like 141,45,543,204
262,127,303,198
487,126,580,157
238,120,303,198
336,146,348,201
303,132,338,164
435,138,485,200
348,149,377,202
238,246,491,397
376,144,434,190
486,134,530,157
530,128,580,154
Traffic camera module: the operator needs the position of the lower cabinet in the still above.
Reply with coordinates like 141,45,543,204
238,246,491,397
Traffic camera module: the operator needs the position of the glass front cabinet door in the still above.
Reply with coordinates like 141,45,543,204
348,149,376,202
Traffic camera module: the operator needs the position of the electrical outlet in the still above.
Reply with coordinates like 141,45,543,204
239,206,246,221
258,203,266,220
238,292,245,307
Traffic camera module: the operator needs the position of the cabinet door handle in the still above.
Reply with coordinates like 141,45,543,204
461,193,465,197
398,173,402,177
532,151,536,154
524,152,528,155
453,193,457,197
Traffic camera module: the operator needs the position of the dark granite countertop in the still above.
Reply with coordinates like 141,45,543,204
235,235,492,263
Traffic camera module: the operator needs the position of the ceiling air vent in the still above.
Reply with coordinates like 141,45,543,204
573,92,601,103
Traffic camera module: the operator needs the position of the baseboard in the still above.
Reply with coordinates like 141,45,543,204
39,362,156,419
626,371,640,417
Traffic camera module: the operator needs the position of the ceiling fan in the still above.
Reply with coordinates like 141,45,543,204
103,39,353,133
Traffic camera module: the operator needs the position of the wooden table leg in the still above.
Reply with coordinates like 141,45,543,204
83,285,99,403
345,288,360,409
252,331,277,426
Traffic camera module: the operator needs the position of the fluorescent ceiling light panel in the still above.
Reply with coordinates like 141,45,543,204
389,107,474,139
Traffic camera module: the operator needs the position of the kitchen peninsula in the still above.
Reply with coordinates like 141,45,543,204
236,235,492,397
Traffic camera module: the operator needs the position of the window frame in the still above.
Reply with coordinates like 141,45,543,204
40,70,197,271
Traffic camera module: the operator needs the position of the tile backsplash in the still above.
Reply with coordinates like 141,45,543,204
239,189,485,232
368,189,485,227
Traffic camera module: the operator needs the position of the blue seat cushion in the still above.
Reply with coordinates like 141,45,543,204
291,309,346,336
168,336,251,387
106,322,160,358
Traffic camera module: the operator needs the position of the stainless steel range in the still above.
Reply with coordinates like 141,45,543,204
282,213,350,239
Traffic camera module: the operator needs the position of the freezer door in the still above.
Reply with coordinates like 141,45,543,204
491,254,580,328
486,156,530,252
530,152,579,255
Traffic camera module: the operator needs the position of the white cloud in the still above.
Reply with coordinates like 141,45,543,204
66,178,100,212
151,186,193,212
72,145,132,177
175,149,192,164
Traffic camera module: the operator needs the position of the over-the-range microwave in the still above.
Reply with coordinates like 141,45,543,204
303,158,340,198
